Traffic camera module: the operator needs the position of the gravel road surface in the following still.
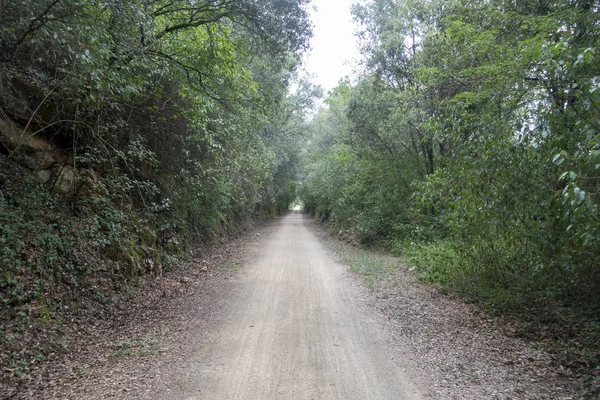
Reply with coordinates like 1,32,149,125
168,211,425,399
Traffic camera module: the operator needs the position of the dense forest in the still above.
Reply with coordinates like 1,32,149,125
1,0,314,302
1,0,599,392
300,0,599,372
0,0,315,380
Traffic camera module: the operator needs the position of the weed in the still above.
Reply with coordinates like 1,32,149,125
72,363,89,376
329,240,400,289
220,260,245,272
105,338,155,358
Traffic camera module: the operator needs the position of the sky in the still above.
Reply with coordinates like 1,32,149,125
303,0,361,94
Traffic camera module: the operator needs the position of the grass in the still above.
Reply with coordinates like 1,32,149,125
326,238,402,289
219,260,245,272
105,338,156,358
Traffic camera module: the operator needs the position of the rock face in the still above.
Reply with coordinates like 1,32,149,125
0,73,58,125
1,118,65,176
53,166,76,195
106,228,163,280
25,150,63,170
0,119,54,153
36,169,51,183
0,117,72,194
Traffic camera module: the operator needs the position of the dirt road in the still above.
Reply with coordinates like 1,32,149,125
12,211,588,399
166,211,425,399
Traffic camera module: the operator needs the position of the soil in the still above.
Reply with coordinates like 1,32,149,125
2,212,596,399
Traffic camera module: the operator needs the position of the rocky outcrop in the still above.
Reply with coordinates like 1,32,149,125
0,71,58,126
0,119,54,153
0,118,75,195
106,227,163,280
53,166,76,195
0,71,72,193
0,118,64,166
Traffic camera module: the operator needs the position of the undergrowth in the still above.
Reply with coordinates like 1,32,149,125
396,238,600,379
325,235,401,289
0,174,82,314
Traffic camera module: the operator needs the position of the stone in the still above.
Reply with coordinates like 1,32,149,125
77,168,101,197
0,74,58,124
36,169,51,183
53,166,76,194
0,119,54,153
165,236,182,255
139,227,157,246
25,150,63,170
142,247,162,278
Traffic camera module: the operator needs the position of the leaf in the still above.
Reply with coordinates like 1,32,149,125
569,171,577,181
559,171,569,180
552,154,564,165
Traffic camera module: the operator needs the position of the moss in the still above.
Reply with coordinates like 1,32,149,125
163,237,183,255
106,234,163,280
106,238,142,280
144,247,160,263
36,296,52,323
138,227,157,247
141,246,162,277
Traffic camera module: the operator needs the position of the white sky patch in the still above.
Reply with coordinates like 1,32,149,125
304,0,360,94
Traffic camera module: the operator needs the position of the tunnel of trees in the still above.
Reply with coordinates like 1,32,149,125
1,0,599,388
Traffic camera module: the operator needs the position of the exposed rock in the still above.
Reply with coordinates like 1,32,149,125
53,166,76,194
142,247,162,278
25,150,63,170
36,169,51,183
0,118,55,152
139,227,157,247
142,257,162,278
0,73,58,124
164,237,182,255
77,168,101,197
107,241,162,280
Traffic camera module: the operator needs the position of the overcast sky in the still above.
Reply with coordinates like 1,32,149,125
303,0,361,94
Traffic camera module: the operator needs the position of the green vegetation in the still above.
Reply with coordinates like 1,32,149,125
328,237,401,290
105,338,156,358
0,0,314,307
299,0,599,370
0,0,316,379
2,0,599,388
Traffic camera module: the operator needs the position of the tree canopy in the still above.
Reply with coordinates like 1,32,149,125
0,0,314,315
300,0,600,316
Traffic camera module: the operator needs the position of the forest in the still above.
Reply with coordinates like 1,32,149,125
302,0,599,319
0,0,599,393
299,0,599,379
0,0,315,381
1,0,314,306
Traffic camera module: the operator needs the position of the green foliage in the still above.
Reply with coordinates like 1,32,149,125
0,1,317,386
300,0,600,322
105,338,155,358
0,176,82,309
0,0,315,318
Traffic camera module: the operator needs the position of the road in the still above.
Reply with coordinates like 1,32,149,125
20,211,584,399
169,211,425,399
